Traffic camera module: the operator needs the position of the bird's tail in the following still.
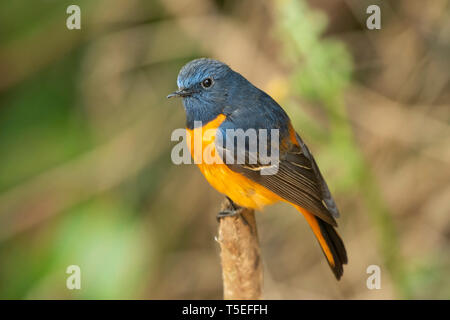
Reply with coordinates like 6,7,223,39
295,205,348,280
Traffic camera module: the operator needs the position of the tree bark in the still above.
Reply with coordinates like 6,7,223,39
217,198,263,299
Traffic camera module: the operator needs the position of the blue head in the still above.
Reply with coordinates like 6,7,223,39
168,58,245,128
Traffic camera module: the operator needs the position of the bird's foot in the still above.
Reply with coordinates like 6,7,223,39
216,197,244,222
216,208,244,221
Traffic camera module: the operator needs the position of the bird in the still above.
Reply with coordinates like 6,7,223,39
167,58,348,280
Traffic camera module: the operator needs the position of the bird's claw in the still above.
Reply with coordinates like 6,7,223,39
216,207,243,222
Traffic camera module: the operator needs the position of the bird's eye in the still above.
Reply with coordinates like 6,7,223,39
201,78,213,88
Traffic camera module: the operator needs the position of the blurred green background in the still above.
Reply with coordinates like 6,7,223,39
0,0,449,299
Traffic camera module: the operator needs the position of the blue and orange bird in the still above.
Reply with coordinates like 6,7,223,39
168,58,348,279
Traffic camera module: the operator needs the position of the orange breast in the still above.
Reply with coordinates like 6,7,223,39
186,114,281,210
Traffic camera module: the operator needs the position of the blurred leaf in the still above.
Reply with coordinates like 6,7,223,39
45,198,152,299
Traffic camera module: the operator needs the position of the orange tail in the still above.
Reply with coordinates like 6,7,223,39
295,206,348,280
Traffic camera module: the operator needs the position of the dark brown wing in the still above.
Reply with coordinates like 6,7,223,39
222,133,340,226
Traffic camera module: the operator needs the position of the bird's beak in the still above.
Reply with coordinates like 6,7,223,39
167,88,192,99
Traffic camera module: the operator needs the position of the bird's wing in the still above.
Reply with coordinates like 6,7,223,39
216,119,340,226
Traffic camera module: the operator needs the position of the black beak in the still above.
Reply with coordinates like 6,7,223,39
167,88,192,99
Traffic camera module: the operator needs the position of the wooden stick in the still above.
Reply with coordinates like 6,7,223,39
217,198,263,300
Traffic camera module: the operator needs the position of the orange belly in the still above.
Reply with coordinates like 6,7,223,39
186,114,281,210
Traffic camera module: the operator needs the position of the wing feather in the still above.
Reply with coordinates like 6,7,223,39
217,125,339,226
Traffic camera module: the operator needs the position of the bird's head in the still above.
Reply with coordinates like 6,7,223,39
167,58,237,126
168,58,231,100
